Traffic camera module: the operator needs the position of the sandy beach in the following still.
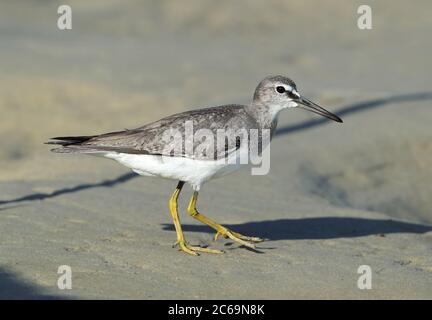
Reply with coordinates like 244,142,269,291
0,0,431,299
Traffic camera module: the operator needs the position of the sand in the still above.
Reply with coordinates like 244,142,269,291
0,0,431,299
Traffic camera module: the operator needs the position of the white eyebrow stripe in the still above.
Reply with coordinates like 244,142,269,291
284,84,293,92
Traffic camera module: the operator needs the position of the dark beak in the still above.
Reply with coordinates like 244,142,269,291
297,96,343,123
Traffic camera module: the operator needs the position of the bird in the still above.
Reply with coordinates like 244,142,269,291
47,75,342,255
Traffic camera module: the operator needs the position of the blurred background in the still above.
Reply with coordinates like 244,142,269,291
0,0,431,299
1,0,431,220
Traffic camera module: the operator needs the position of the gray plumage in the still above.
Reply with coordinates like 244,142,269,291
47,75,341,160
48,104,263,160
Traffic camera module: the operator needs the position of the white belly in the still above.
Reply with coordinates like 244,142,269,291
103,152,243,190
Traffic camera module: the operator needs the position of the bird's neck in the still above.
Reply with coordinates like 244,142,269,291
246,102,283,131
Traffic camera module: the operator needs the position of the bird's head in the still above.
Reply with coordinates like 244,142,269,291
253,75,342,123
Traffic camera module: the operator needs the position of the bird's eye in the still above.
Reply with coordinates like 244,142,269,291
276,86,286,94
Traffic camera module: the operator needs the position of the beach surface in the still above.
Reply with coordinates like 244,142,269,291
0,0,431,299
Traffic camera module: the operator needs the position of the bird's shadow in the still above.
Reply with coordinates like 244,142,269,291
161,217,432,241
0,172,138,207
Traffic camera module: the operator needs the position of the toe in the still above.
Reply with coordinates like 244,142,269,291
190,246,224,254
225,231,256,249
177,241,224,255
178,242,199,256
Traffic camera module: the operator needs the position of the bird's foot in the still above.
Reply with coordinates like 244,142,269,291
173,240,224,256
214,229,264,248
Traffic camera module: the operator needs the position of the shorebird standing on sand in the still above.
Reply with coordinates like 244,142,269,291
47,75,342,255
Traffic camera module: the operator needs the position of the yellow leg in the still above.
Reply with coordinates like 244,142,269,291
168,181,223,255
187,192,263,249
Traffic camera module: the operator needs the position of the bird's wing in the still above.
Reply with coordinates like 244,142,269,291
49,105,257,160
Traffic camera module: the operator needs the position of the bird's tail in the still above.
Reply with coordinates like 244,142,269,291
45,136,103,154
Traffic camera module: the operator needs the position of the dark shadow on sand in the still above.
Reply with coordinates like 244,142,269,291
162,217,432,241
0,172,138,206
0,267,72,299
276,92,432,136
